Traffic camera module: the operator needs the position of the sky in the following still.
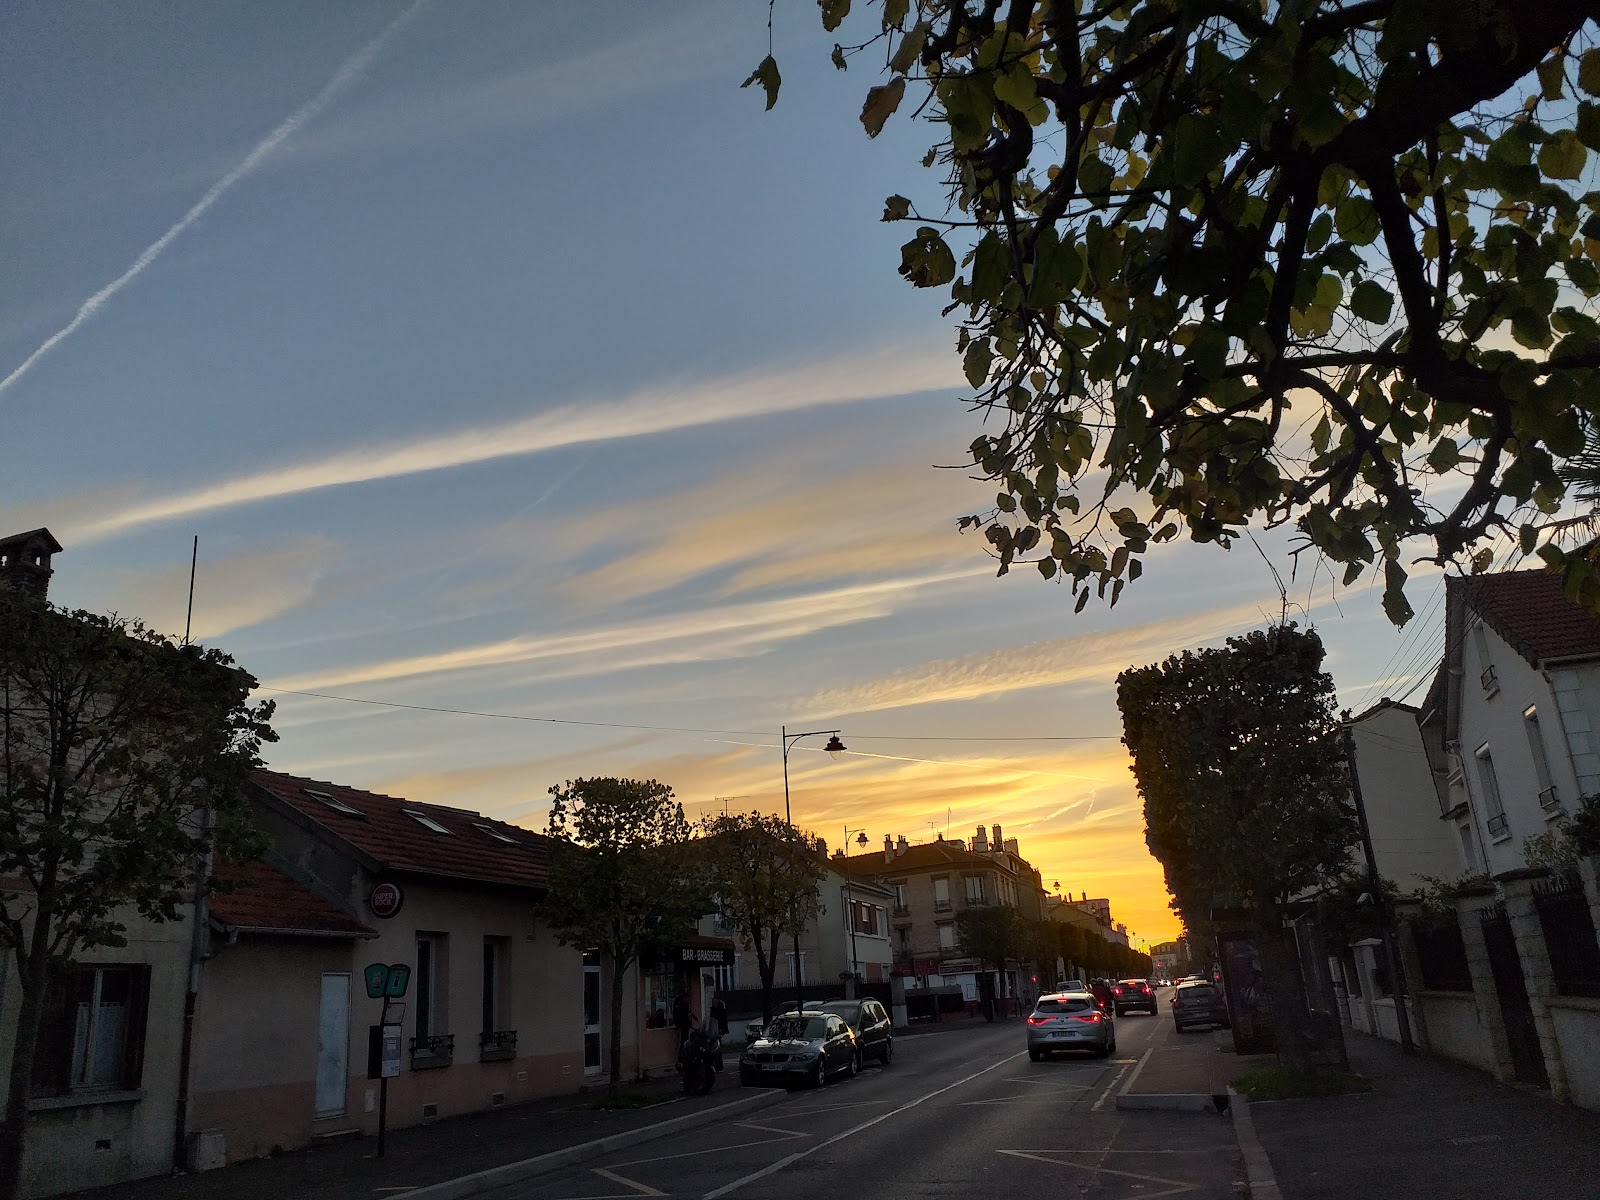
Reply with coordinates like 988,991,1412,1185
0,1,1473,946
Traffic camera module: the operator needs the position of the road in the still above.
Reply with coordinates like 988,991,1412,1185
478,1005,1242,1200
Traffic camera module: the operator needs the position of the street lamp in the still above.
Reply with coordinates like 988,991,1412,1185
781,725,846,1014
843,825,869,994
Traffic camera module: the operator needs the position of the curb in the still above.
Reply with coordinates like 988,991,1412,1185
404,1087,792,1200
1229,1088,1284,1200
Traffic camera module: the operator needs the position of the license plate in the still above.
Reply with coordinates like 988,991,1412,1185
762,1062,785,1071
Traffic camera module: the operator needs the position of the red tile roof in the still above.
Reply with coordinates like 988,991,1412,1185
251,769,550,892
839,838,1004,878
1460,569,1600,667
209,860,375,939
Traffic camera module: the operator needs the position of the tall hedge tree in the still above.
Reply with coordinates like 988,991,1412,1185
756,2,1600,619
1117,624,1355,1069
0,593,275,1200
699,811,826,1022
542,778,708,1086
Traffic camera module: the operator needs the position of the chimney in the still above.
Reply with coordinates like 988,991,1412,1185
991,823,1003,849
897,835,908,853
1082,891,1088,901
1004,837,1018,855
973,825,989,853
883,834,894,856
0,529,61,600
815,837,828,856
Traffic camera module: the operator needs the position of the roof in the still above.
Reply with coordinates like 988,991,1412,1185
208,860,375,939
841,838,1020,879
1460,569,1600,667
251,769,550,892
0,528,62,554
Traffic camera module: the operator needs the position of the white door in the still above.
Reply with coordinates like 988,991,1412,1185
582,953,602,1075
315,973,350,1117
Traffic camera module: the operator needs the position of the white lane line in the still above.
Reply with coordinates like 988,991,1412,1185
701,1052,1024,1199
1118,1047,1155,1100
592,1166,667,1196
996,1150,1197,1198
777,1100,892,1115
1091,1061,1134,1112
612,1126,808,1168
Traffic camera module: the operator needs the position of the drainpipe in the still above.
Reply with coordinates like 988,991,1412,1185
172,810,214,1170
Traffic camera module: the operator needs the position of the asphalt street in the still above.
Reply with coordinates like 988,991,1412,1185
477,1002,1242,1200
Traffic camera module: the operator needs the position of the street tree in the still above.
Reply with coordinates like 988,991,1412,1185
0,592,275,1200
698,811,826,1021
1117,623,1356,1069
954,902,1023,1007
755,2,1600,621
541,777,709,1086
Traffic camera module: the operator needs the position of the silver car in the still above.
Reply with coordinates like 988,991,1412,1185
1027,990,1116,1060
739,1011,859,1088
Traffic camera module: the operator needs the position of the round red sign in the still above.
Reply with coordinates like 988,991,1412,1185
368,882,404,918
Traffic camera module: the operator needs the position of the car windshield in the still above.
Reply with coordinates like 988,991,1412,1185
765,1016,826,1040
1034,997,1094,1013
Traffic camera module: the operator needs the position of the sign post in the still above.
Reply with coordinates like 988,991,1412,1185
364,963,410,1157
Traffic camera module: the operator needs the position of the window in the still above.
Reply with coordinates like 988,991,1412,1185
31,965,150,1097
642,962,676,1028
932,877,951,911
937,923,956,951
303,788,363,817
892,882,907,910
709,962,737,991
1475,745,1508,837
896,927,912,954
1524,707,1561,812
1472,621,1498,693
964,876,987,904
473,822,517,844
403,809,452,834
1458,823,1481,872
482,937,510,1033
848,899,880,936
785,950,810,986
415,934,448,1038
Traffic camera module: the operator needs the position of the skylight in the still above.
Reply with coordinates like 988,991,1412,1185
403,809,452,835
304,788,363,818
473,822,518,844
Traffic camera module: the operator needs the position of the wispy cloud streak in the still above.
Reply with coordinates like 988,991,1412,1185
0,1,429,399
75,344,959,541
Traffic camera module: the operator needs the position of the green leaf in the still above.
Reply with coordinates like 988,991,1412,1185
1579,102,1600,151
1581,49,1600,95
1038,556,1057,579
898,227,956,287
1029,229,1083,308
861,76,906,138
741,56,782,111
1540,130,1588,180
964,340,994,387
890,21,929,75
1520,523,1539,555
881,0,908,27
1350,280,1394,324
971,232,1009,303
1383,559,1414,626
1426,437,1461,473
1537,55,1566,100
819,0,851,33
1334,195,1380,246
882,194,911,222
993,64,1048,125
1511,308,1554,350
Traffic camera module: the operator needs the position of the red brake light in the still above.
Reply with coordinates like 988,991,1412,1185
1069,1012,1102,1024
1027,1015,1052,1026
1113,986,1123,994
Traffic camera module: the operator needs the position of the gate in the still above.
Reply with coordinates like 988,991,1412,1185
1480,903,1549,1088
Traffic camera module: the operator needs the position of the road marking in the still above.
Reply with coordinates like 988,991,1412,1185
592,1166,667,1196
997,1150,1198,1198
1090,1061,1134,1112
701,1052,1024,1199
1118,1047,1155,1101
613,1124,808,1168
777,1100,892,1115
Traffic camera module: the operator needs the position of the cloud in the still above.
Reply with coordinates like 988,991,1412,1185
104,535,338,641
69,342,960,543
0,1,429,399
264,565,983,693
795,596,1280,719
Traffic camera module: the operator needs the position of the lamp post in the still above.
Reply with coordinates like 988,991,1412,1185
843,825,869,996
781,725,846,1014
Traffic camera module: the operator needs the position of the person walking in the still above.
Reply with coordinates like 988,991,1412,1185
672,990,694,1050
710,993,728,1037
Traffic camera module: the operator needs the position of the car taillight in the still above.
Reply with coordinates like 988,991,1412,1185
1069,1012,1102,1024
1027,1015,1052,1025
1113,987,1123,995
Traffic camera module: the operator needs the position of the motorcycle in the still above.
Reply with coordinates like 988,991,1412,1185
678,1026,722,1095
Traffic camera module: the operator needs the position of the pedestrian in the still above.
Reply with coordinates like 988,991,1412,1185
672,990,693,1049
710,993,728,1037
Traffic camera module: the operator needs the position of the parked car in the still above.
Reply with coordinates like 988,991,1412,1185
1026,991,1116,1059
1171,979,1231,1033
813,997,894,1065
1113,978,1157,1016
739,1011,859,1088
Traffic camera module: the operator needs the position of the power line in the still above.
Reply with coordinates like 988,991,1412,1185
259,687,1120,742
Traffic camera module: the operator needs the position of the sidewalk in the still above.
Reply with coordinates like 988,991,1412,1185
1117,1017,1273,1111
1246,1031,1600,1199
63,1076,780,1200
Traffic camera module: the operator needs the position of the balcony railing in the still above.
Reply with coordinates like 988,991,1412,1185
891,904,910,917
1539,785,1563,813
962,895,991,908
1486,812,1509,838
1481,665,1499,693
479,1029,517,1063
932,898,952,913
410,1033,455,1069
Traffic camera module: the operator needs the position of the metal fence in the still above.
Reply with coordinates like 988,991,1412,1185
1533,873,1600,999
1411,918,1472,991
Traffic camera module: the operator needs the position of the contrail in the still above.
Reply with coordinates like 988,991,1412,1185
0,0,429,399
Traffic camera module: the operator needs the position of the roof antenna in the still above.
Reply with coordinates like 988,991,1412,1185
183,535,198,645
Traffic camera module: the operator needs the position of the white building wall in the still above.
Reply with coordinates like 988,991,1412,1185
1351,706,1460,891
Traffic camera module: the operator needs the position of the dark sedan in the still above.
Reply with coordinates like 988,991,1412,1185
1113,978,1157,1016
813,997,894,1065
1172,979,1231,1032
739,1012,859,1088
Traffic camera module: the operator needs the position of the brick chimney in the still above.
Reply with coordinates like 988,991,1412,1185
973,825,989,853
897,835,908,853
1004,837,1018,855
991,823,1003,849
0,528,61,599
